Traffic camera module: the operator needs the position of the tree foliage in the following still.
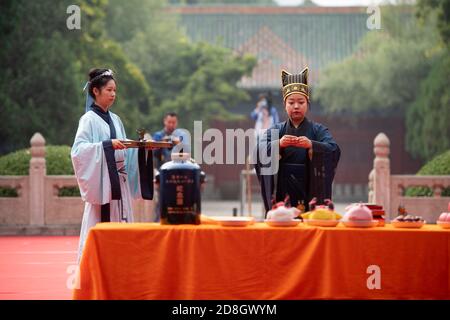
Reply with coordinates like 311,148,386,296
168,0,276,5
0,145,73,175
315,6,439,115
417,0,450,46
0,0,257,154
315,4,449,161
406,51,450,160
0,0,150,153
106,0,257,131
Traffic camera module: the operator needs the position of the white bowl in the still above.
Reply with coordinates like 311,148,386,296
437,221,450,229
211,216,254,227
303,219,340,227
391,220,426,229
342,220,378,228
265,219,301,227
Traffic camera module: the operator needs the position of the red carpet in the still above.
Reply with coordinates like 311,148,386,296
0,236,79,300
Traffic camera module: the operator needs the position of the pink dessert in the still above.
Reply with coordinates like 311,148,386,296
438,212,450,222
438,203,450,223
343,203,373,221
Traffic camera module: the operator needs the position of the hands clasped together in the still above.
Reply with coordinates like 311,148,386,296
279,135,312,149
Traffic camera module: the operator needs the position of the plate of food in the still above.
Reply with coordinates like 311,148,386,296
211,216,254,227
265,200,302,227
391,212,426,228
437,210,450,229
342,203,378,228
390,206,426,228
301,198,342,227
346,203,386,227
265,219,301,227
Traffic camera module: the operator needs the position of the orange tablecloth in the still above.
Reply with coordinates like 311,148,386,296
73,223,450,300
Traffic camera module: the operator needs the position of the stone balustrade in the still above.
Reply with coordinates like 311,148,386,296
0,133,154,235
368,133,450,221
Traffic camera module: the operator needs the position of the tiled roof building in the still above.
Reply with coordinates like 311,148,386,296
169,5,369,88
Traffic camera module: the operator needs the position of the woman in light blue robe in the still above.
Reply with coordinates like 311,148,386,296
71,68,153,262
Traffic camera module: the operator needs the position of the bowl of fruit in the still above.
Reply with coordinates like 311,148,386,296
302,198,342,227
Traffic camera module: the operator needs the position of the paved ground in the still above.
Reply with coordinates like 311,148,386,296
0,236,78,300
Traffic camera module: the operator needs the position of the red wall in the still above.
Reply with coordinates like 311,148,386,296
198,115,423,189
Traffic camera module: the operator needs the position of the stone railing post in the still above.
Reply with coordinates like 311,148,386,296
368,169,374,203
373,133,390,212
29,133,46,225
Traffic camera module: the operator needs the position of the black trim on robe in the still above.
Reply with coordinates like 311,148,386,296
101,203,111,223
102,140,121,200
91,104,122,222
138,148,154,200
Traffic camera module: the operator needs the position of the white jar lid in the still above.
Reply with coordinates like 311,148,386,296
171,152,190,161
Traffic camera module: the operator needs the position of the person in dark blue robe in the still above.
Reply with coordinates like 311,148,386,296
255,67,340,214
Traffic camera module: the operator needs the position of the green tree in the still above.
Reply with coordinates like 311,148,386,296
0,0,153,154
417,0,450,46
168,0,276,4
315,6,438,115
408,1,450,160
315,4,449,161
406,49,450,160
0,1,84,153
152,43,256,130
0,0,257,155
106,0,257,132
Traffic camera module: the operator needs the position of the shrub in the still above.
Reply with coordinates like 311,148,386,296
0,145,74,175
405,150,450,197
0,145,79,197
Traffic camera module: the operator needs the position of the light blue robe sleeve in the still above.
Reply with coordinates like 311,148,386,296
126,148,142,199
71,114,111,205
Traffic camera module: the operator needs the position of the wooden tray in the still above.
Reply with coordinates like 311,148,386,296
120,140,174,149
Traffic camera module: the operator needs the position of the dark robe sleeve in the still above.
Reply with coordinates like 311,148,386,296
254,122,286,212
308,123,341,204
138,148,154,200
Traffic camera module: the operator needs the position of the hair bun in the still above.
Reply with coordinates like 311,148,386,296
88,68,110,81
87,68,115,99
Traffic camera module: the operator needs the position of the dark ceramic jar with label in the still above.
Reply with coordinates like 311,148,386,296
156,153,205,225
